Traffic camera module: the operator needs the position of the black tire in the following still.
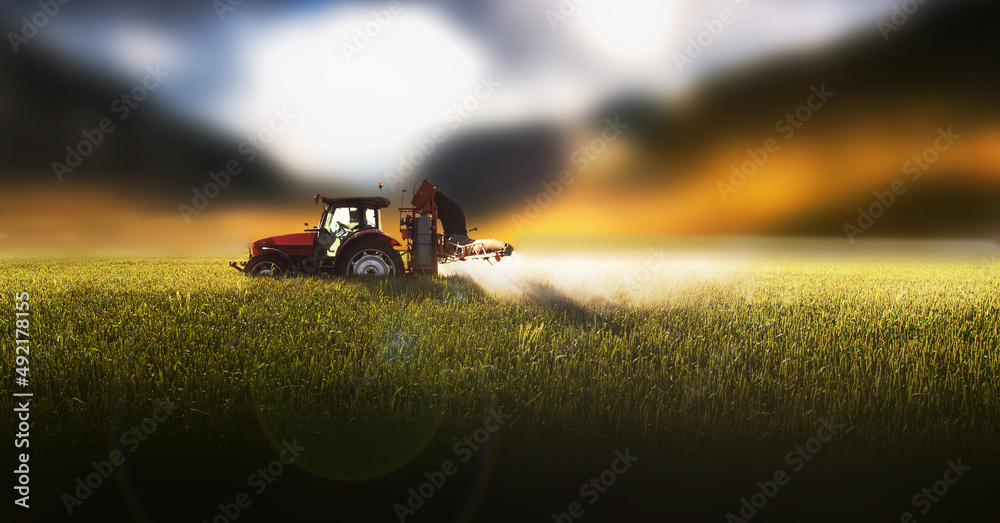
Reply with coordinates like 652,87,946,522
245,252,291,276
337,240,404,277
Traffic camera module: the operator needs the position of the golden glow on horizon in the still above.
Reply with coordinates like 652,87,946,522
1,115,997,257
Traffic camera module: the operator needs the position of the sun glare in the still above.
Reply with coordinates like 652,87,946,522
236,5,489,180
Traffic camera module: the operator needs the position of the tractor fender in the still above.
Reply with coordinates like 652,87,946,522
257,247,295,265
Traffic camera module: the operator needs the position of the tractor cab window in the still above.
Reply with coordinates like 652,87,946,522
325,207,351,235
317,203,382,258
349,207,378,230
364,208,378,229
323,206,378,238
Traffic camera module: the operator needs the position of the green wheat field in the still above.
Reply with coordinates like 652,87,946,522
2,257,998,520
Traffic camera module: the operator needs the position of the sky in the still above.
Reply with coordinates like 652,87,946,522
1,0,997,256
9,0,902,182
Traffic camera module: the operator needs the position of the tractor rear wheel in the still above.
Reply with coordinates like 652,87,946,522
245,253,290,276
337,241,404,277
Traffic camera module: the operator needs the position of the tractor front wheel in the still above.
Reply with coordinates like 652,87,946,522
245,253,290,276
337,241,404,277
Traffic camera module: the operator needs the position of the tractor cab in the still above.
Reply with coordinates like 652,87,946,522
315,197,387,256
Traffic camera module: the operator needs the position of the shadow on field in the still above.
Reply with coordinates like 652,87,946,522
516,279,630,336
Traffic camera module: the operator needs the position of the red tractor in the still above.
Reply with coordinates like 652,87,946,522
230,179,513,276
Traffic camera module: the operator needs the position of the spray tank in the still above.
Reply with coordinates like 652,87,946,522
399,179,512,275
